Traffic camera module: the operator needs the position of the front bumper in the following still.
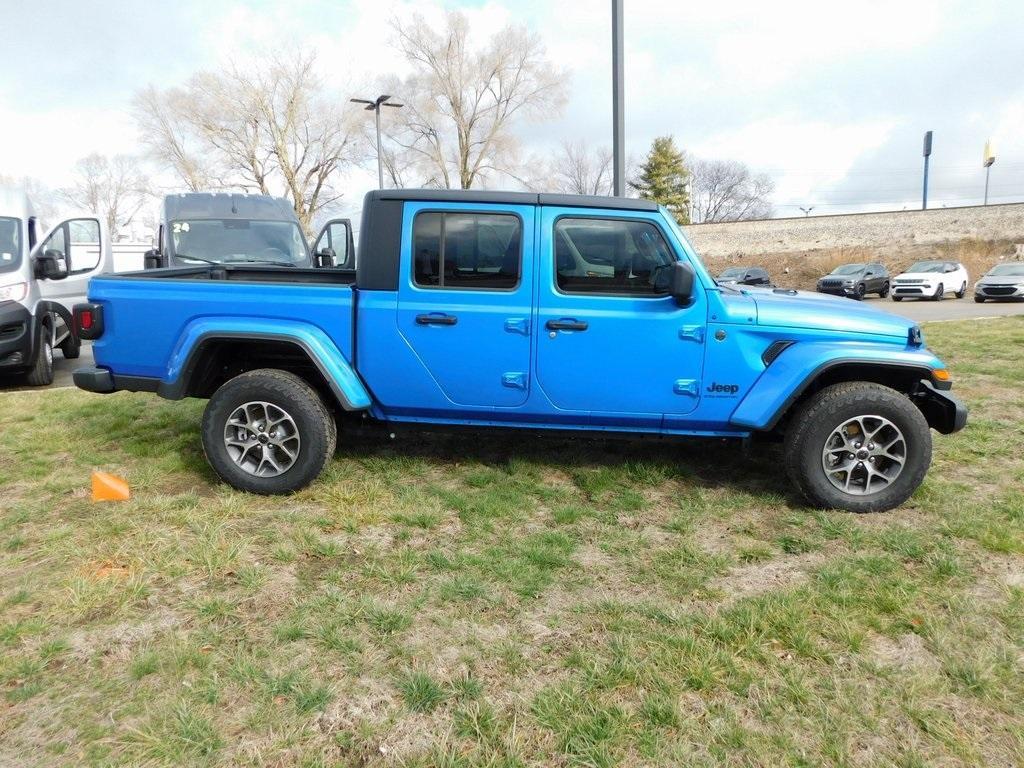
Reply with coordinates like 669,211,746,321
0,301,33,370
892,283,936,297
817,284,858,296
975,284,1024,299
912,380,968,435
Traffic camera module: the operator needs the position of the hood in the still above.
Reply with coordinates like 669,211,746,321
742,286,914,339
894,271,943,280
978,272,1024,285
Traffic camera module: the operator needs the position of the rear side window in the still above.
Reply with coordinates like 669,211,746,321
413,212,521,290
555,217,676,296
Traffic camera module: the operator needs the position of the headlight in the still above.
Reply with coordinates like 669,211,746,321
0,282,28,303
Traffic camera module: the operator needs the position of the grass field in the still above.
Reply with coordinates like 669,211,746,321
1,317,1022,767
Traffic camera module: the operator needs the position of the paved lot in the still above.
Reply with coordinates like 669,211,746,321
0,298,1021,393
0,343,94,393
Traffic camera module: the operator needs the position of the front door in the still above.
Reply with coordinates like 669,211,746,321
37,217,106,310
535,209,706,424
396,204,535,408
312,218,354,269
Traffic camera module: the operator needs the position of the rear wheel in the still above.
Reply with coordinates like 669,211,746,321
879,282,890,298
25,332,54,387
201,369,337,494
784,382,932,512
60,336,81,360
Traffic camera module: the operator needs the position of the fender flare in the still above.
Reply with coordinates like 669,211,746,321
37,301,76,344
729,341,945,432
158,318,372,411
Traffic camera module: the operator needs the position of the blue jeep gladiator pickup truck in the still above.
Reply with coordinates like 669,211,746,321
73,189,966,512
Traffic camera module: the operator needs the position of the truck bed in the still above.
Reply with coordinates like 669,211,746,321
88,266,356,383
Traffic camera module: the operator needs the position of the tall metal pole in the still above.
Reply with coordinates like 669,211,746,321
922,130,933,210
611,0,625,197
374,105,384,190
984,165,991,206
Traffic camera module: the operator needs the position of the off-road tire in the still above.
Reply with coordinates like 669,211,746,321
879,282,890,298
784,382,932,513
201,369,337,495
955,282,967,299
60,336,81,359
25,335,54,386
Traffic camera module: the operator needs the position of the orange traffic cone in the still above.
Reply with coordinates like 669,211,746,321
92,472,130,502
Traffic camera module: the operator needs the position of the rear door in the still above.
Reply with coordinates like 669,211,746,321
396,203,535,408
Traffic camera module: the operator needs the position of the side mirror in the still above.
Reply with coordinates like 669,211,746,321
669,261,695,304
34,250,68,280
143,248,164,269
315,247,336,269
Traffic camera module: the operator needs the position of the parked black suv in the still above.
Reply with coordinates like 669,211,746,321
816,262,889,299
717,266,773,287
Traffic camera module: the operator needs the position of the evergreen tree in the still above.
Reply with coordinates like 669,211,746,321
630,136,691,224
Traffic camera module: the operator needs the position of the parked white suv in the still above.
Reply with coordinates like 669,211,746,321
891,260,969,302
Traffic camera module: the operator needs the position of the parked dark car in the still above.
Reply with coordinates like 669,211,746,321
817,262,890,299
717,266,773,287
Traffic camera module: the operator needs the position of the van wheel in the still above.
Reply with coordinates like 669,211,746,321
25,336,54,387
784,382,931,513
201,369,336,495
60,336,81,360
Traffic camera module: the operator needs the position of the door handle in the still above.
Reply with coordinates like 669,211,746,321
415,313,458,326
546,319,588,332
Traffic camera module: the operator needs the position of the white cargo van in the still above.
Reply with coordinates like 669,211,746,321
0,188,111,385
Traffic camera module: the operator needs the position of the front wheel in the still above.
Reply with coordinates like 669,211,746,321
201,369,337,494
879,282,890,298
854,283,866,300
974,296,985,303
784,382,932,512
955,282,967,299
932,284,944,301
892,296,903,302
25,336,54,387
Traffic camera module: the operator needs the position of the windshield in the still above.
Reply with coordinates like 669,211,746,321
987,263,1024,277
830,264,864,275
169,219,310,266
719,267,745,279
0,217,22,275
905,260,946,273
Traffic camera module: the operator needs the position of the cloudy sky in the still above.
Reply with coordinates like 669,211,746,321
1,0,1022,222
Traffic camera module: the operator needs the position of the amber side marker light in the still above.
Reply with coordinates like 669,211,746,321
933,369,951,383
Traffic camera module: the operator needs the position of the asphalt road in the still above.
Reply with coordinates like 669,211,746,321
0,298,1021,393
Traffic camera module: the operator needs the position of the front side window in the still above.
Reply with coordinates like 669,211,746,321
0,217,21,274
413,212,521,290
555,217,676,295
68,219,101,273
169,219,310,267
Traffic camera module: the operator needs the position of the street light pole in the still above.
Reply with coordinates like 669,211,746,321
611,0,625,197
351,95,404,189
983,139,996,206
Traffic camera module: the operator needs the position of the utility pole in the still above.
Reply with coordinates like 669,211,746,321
921,130,933,210
983,139,996,206
351,95,404,189
611,0,625,197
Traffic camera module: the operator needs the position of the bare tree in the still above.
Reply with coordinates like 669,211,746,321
689,158,774,223
386,11,567,189
0,174,60,228
549,141,613,196
62,154,150,237
132,53,358,231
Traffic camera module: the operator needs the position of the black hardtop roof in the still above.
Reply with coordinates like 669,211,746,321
163,193,298,222
366,188,659,212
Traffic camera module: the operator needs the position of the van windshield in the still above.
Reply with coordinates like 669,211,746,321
0,217,22,274
169,219,310,267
